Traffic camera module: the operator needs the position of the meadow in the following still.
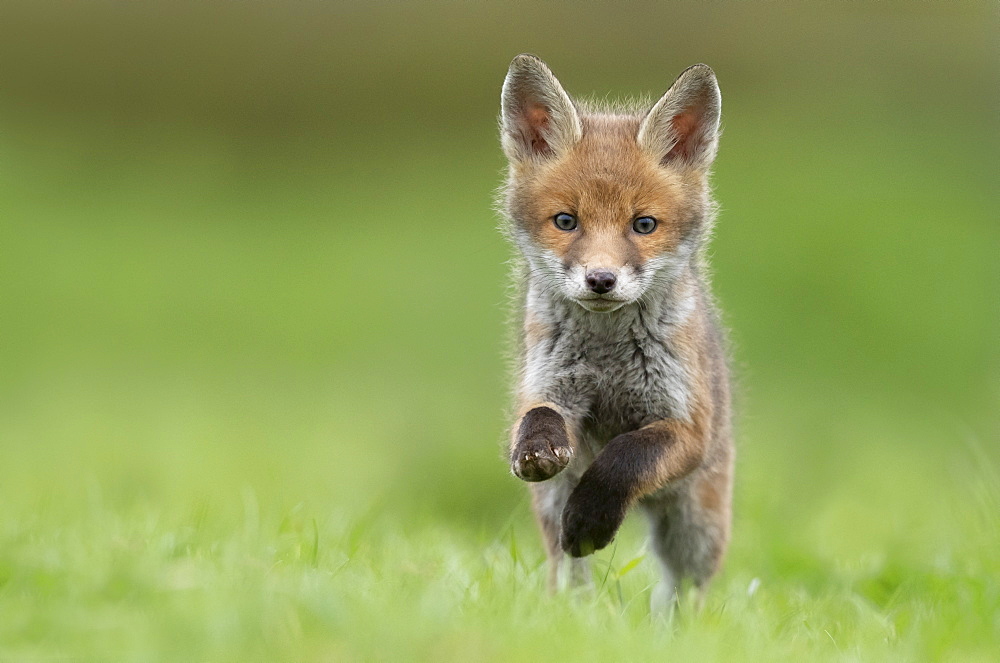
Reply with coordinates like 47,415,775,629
0,2,996,660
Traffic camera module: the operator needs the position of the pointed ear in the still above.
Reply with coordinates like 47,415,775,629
500,54,582,164
637,64,721,170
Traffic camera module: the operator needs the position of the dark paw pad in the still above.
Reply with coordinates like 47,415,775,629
511,441,572,482
510,406,572,482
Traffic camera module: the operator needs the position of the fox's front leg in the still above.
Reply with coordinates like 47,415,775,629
510,405,574,482
561,418,707,556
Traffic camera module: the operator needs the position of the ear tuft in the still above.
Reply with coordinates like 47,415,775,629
500,54,582,165
637,64,721,170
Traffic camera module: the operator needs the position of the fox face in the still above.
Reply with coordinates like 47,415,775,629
500,56,721,313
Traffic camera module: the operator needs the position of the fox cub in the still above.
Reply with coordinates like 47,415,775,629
499,55,733,602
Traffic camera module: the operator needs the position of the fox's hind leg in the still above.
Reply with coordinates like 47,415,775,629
641,464,731,611
531,478,590,592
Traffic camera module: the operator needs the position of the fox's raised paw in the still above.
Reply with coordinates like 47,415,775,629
511,439,572,482
510,406,572,482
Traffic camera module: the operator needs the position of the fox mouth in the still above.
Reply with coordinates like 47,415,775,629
576,295,628,312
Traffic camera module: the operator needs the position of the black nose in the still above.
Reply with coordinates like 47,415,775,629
586,270,617,294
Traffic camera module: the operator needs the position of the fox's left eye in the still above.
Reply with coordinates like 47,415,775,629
553,212,578,231
633,216,657,234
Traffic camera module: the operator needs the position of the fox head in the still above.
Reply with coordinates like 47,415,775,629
500,55,721,313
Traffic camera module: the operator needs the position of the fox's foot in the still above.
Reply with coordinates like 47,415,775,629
560,480,627,557
510,406,573,482
512,441,572,482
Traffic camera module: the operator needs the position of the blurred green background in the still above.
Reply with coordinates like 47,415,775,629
0,1,996,659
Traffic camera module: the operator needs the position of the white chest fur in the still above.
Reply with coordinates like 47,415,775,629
520,280,696,444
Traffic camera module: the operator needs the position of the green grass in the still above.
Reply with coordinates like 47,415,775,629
0,2,997,658
0,120,996,660
1,422,997,660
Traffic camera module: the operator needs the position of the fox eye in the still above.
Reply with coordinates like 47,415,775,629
633,216,657,234
553,212,577,231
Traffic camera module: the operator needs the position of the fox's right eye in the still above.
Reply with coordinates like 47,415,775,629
553,212,578,231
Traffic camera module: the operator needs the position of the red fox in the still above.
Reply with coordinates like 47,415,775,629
499,55,733,605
